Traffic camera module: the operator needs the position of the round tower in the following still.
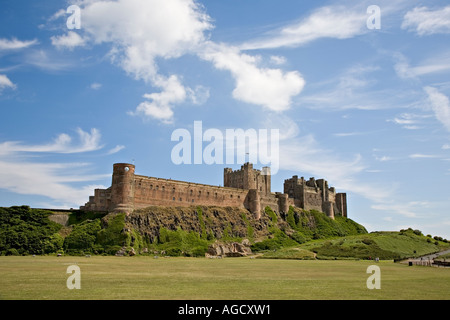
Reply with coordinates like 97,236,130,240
247,189,261,219
110,163,135,214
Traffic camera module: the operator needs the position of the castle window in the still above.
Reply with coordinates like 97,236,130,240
215,193,217,198
238,195,240,199
172,188,175,193
173,197,175,201
179,198,182,201
150,185,153,190
198,191,201,196
207,192,210,196
230,195,233,198
162,186,165,192
192,199,195,203
156,186,159,190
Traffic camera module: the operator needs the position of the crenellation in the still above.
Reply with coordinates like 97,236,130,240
81,162,348,220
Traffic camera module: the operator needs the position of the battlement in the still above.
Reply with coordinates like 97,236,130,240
81,163,347,219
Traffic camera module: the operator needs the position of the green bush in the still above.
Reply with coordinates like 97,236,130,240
64,219,101,253
0,206,62,255
96,213,127,247
291,231,307,244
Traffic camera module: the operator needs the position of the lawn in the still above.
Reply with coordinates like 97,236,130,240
0,256,449,300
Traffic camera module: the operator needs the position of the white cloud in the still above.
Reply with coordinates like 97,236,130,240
79,0,212,82
0,161,107,208
241,5,368,50
187,85,210,105
51,31,85,50
130,75,187,124
48,8,66,21
270,55,287,65
64,0,213,123
387,113,432,130
409,154,440,159
107,145,125,155
200,43,305,111
0,129,114,208
0,74,16,92
0,38,38,51
0,128,103,155
48,0,306,120
90,82,102,90
394,52,450,80
402,6,450,35
424,86,450,132
24,49,75,71
375,156,393,162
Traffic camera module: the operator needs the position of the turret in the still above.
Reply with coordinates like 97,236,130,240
247,189,261,219
110,163,135,214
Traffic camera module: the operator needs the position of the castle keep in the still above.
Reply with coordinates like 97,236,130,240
80,163,347,219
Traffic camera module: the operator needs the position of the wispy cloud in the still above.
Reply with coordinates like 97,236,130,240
424,86,450,132
387,113,432,130
241,5,369,50
0,128,115,208
409,154,441,159
0,74,16,92
373,201,433,219
23,49,75,71
299,64,387,111
51,31,86,50
90,82,102,90
0,38,38,51
107,145,125,155
394,51,450,80
0,128,104,155
0,161,107,208
402,6,450,36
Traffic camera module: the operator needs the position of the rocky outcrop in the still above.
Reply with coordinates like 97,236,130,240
126,206,278,243
205,239,252,258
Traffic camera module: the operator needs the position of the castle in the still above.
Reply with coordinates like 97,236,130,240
80,163,347,219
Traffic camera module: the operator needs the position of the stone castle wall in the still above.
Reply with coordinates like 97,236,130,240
81,163,347,219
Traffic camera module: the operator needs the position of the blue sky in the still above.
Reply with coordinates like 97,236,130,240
1,0,450,239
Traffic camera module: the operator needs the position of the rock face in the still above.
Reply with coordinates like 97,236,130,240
205,239,252,258
126,206,276,243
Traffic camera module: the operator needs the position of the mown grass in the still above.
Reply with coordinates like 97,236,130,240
0,256,449,300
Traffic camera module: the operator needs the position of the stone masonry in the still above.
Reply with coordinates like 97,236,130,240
80,162,347,219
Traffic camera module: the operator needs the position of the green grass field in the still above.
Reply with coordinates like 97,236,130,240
0,256,449,300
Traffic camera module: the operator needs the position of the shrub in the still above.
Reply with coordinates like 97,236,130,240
96,213,127,247
291,231,307,244
64,219,101,253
